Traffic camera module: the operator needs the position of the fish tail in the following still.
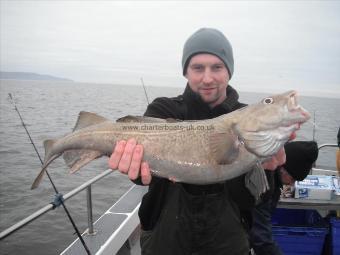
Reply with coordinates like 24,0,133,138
30,139,60,189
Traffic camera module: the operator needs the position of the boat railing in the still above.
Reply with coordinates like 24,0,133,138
318,143,338,150
0,168,114,240
311,143,339,175
0,143,339,253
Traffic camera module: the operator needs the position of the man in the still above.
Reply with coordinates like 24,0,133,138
109,28,286,255
250,141,319,255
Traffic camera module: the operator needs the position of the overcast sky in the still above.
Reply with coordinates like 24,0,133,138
1,1,340,97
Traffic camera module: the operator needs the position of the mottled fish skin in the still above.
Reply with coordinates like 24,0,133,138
31,90,310,189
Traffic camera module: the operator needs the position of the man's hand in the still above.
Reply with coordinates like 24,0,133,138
108,138,152,185
262,147,286,171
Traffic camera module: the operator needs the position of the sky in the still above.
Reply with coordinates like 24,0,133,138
1,1,340,97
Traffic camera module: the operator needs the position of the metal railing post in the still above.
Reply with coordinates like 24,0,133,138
0,169,113,240
86,185,95,235
311,143,338,175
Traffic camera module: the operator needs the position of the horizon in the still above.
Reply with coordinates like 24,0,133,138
1,73,339,99
1,1,339,99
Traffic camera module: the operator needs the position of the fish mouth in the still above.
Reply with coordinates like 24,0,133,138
285,91,310,126
238,91,311,158
261,91,310,131
287,91,310,121
259,92,310,156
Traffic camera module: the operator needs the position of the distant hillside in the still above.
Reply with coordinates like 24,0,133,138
0,71,73,82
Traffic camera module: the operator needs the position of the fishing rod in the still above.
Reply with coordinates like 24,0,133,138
7,93,91,255
140,77,150,105
312,110,316,141
8,93,58,192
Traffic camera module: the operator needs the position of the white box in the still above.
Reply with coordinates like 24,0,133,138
294,175,334,200
333,176,340,196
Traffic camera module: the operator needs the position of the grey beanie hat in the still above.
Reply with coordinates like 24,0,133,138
182,28,234,77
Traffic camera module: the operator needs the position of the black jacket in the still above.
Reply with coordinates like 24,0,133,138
138,84,255,231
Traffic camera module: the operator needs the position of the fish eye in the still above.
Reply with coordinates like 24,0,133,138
263,97,274,104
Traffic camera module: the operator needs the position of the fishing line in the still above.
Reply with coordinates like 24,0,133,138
8,93,91,255
141,77,150,105
312,110,316,141
8,93,58,192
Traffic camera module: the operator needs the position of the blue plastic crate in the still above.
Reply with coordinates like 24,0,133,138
271,208,328,255
272,208,307,225
273,226,328,255
330,218,340,255
272,208,323,226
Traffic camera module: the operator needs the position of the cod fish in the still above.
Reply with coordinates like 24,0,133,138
31,90,310,190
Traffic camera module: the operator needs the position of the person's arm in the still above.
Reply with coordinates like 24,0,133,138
262,148,286,171
250,200,283,255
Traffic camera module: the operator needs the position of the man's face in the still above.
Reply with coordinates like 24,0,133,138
185,53,230,108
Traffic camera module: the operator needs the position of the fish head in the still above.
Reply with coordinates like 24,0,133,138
234,90,310,158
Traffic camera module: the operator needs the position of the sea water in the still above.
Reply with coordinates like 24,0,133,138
0,80,339,255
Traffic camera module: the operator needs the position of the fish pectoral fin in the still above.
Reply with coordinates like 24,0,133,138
73,112,109,131
241,130,283,157
245,163,269,201
209,131,239,164
63,149,103,173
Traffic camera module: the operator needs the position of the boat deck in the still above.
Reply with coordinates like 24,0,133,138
60,166,339,255
61,185,148,255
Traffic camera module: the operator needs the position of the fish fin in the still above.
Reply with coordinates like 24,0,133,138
116,115,159,123
43,139,58,161
165,118,180,123
63,149,103,173
116,115,178,123
73,111,109,131
209,131,239,164
244,163,269,201
31,153,61,189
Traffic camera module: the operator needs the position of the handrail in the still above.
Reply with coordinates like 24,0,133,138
1,144,338,240
0,169,114,240
318,143,338,150
311,143,339,175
